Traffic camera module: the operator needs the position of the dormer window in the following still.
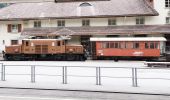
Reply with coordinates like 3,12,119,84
57,20,65,27
79,3,92,7
136,17,145,25
108,19,117,26
34,21,41,28
82,19,90,26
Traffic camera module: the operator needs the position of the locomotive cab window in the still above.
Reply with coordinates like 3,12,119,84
11,40,18,45
25,41,29,46
62,41,65,45
56,41,61,46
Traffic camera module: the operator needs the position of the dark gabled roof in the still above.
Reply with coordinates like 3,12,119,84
0,0,158,20
21,25,170,36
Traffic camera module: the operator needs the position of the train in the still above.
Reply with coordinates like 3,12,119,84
3,36,167,61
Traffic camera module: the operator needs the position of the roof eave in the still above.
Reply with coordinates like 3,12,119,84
0,14,159,21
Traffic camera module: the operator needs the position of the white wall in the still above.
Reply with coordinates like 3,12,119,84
0,21,22,52
146,0,168,25
0,0,169,52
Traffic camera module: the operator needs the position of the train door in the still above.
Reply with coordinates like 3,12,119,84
165,34,170,53
80,35,91,58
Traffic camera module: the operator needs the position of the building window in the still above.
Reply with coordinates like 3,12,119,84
166,17,170,24
82,19,90,26
34,21,41,28
136,17,145,25
108,19,116,26
11,24,18,33
80,3,92,7
7,24,22,33
165,0,170,7
133,42,139,49
11,40,18,45
57,20,65,27
2,40,5,45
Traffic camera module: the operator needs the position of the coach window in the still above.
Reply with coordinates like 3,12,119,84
150,42,155,49
102,42,109,48
114,42,119,48
155,42,159,49
145,42,149,49
11,40,18,45
120,42,125,48
110,42,114,48
124,42,128,48
133,42,139,49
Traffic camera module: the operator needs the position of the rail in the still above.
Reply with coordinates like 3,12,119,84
0,63,170,87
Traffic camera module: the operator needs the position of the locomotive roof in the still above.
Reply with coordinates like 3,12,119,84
90,37,167,41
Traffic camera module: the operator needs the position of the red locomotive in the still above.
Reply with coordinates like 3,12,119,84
4,37,166,61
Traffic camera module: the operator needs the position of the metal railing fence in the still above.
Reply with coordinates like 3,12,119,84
1,63,170,87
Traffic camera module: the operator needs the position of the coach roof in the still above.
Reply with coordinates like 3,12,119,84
0,0,158,20
90,37,167,41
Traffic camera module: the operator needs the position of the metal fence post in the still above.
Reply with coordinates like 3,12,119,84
62,66,67,84
98,67,101,85
132,68,138,87
1,64,5,81
134,68,138,87
96,67,98,85
31,65,35,83
132,68,135,86
96,67,101,85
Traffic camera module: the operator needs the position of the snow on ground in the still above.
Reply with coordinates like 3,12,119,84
0,60,170,94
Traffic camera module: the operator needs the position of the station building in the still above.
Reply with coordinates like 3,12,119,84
0,0,170,57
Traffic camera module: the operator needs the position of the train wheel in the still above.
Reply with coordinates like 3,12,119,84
66,54,76,61
114,58,119,62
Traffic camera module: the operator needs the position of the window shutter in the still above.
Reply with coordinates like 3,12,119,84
7,24,11,32
18,24,22,32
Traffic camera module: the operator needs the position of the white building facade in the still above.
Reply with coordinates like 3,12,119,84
0,0,170,54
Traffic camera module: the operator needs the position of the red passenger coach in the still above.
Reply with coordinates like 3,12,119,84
90,37,166,60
